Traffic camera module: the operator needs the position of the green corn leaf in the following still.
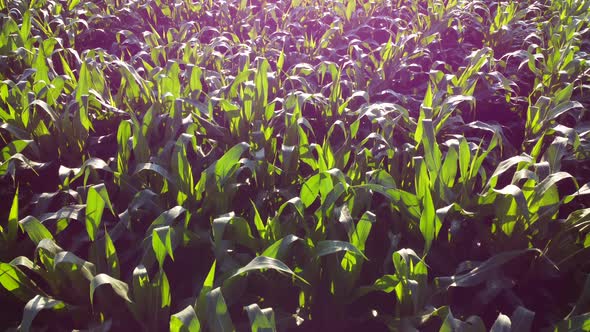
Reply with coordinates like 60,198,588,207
205,287,235,332
244,304,276,332
78,94,94,132
19,216,53,245
493,184,530,222
147,206,186,234
261,235,302,260
321,182,346,218
534,171,576,201
419,186,437,253
19,10,31,41
130,264,166,327
4,187,19,243
29,99,58,123
277,49,285,73
392,248,422,279
152,226,174,269
104,231,120,279
85,184,115,242
319,172,334,202
35,239,63,267
458,138,470,182
229,69,252,100
254,59,270,108
471,136,498,183
86,187,105,242
33,44,50,88
90,273,132,307
250,201,266,239
415,158,429,199
0,262,45,302
196,260,216,322
277,197,305,220
157,270,172,309
0,154,44,178
441,147,458,189
20,295,66,332
553,84,574,105
131,117,150,164
531,133,545,161
371,274,401,294
345,0,356,21
486,155,533,190
188,64,203,91
215,142,249,188
116,120,132,174
54,251,96,281
565,184,590,204
421,119,442,175
230,256,308,285
171,305,201,332
563,208,590,228
39,205,84,224
0,123,29,141
314,240,368,260
68,0,81,10
546,101,583,127
1,140,36,161
367,169,397,189
66,158,113,185
173,136,195,205
213,213,258,254
351,211,375,253
134,163,175,185
339,212,375,294
281,144,298,174
541,137,568,173
301,173,321,207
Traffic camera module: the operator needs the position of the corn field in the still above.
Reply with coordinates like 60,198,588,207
1,0,590,330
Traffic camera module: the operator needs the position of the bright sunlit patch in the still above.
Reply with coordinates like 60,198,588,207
295,315,304,326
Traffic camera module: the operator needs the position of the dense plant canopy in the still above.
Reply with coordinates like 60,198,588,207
1,0,590,330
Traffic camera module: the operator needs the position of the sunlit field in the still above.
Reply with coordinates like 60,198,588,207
1,0,590,330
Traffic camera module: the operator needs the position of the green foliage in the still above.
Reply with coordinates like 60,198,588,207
0,0,589,330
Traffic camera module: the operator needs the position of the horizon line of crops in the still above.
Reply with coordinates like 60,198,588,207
1,0,590,331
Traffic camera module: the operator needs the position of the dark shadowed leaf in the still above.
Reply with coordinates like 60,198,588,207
230,256,308,284
90,273,132,307
19,295,66,332
510,306,534,332
314,240,368,260
436,249,540,289
205,287,234,332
